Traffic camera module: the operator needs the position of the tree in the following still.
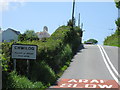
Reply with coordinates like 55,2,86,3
114,0,120,31
114,0,120,8
18,30,39,41
18,34,27,41
67,18,76,27
85,39,98,44
115,18,120,28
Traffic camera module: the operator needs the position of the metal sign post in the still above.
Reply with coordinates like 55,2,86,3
11,44,37,75
14,59,16,71
27,60,29,76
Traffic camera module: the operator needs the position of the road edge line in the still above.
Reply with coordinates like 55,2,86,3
100,45,120,78
97,45,120,85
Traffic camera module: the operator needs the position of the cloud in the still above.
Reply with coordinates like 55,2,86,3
0,0,26,11
0,0,114,12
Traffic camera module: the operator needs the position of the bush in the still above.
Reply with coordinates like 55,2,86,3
29,61,56,85
18,30,39,41
3,71,45,89
2,25,83,88
1,42,13,72
104,30,120,47
85,39,98,44
67,19,76,27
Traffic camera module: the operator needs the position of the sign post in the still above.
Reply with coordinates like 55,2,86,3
12,44,37,60
27,59,29,76
11,44,37,74
13,59,16,71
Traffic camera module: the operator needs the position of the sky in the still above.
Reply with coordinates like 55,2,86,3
0,0,118,44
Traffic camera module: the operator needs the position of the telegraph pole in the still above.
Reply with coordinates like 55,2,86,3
81,23,83,30
72,0,75,28
78,13,80,27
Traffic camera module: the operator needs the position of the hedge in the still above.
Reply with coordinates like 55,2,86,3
1,25,83,88
104,30,120,47
2,71,45,89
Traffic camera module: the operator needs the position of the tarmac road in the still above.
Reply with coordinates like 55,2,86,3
51,45,120,89
59,45,118,80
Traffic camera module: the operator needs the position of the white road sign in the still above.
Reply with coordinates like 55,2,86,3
12,44,37,60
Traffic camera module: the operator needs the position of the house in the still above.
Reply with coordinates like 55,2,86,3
2,28,20,42
37,26,50,39
0,28,2,42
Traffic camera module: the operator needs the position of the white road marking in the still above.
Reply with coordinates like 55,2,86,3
100,45,120,78
97,45,120,85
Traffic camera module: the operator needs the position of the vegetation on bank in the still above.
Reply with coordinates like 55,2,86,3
104,1,120,47
104,30,120,47
18,30,39,41
1,25,83,89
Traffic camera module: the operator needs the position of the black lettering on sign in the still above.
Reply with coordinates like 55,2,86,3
15,52,22,54
14,46,35,50
24,55,29,57
18,55,23,57
27,53,33,55
14,46,17,49
28,47,34,50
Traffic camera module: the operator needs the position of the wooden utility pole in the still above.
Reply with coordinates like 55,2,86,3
72,0,75,28
78,13,80,27
81,23,83,30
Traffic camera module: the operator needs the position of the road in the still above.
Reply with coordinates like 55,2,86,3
52,44,120,89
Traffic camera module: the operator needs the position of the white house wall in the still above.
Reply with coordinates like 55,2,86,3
0,31,2,42
2,30,18,42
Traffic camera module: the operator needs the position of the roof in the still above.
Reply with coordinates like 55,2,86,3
36,31,50,38
6,28,21,35
37,31,50,36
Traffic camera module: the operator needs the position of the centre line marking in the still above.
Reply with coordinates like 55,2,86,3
100,45,120,78
97,45,120,85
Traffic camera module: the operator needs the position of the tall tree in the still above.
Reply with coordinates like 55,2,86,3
114,0,120,8
114,0,120,30
18,30,39,41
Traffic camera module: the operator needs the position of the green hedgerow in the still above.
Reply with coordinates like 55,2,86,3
5,71,45,89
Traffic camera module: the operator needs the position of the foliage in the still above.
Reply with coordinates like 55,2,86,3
84,41,87,44
3,71,45,89
18,34,27,41
67,18,76,27
29,61,56,85
104,30,120,47
1,42,13,72
104,1,120,47
115,0,120,8
67,19,73,27
0,53,10,71
115,18,120,28
84,39,98,44
2,25,83,88
18,30,39,41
